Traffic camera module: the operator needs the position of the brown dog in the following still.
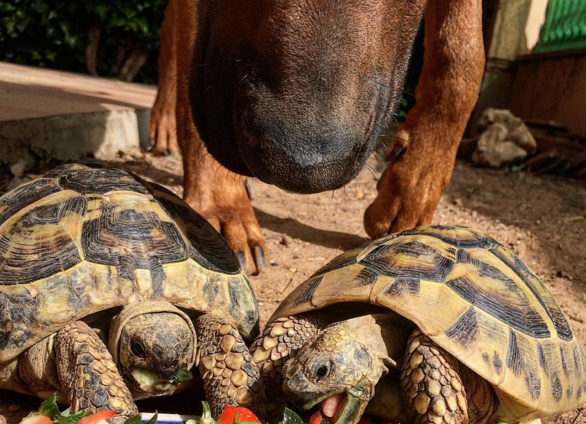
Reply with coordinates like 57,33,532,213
149,0,485,276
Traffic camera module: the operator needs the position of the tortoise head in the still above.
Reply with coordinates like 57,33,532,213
282,326,386,424
118,312,196,398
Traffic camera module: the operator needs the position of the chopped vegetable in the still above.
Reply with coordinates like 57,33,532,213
216,405,261,424
76,410,116,424
19,415,53,424
309,411,324,424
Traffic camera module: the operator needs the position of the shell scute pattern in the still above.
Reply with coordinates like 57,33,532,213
0,191,86,285
150,185,240,274
0,178,62,228
0,164,258,365
80,193,189,294
57,166,151,196
271,225,586,417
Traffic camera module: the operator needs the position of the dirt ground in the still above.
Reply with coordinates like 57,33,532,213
1,151,586,424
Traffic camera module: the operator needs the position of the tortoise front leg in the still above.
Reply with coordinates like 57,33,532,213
54,321,137,420
400,330,497,424
195,314,266,419
250,313,327,417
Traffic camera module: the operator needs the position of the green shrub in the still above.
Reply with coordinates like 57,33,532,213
0,0,167,84
0,0,419,120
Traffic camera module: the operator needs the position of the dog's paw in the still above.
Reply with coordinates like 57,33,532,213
149,98,179,156
188,178,267,276
363,146,453,238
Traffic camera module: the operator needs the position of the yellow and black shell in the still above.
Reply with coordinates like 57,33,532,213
272,225,586,422
0,163,259,367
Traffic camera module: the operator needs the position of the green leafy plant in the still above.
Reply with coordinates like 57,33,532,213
20,394,157,424
0,0,167,83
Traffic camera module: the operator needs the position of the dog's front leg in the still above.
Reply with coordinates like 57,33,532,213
149,0,180,155
174,0,266,275
364,0,485,237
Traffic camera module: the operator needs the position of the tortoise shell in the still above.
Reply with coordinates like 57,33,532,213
271,225,586,421
0,164,259,366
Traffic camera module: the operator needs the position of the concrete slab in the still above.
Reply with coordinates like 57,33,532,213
0,62,157,170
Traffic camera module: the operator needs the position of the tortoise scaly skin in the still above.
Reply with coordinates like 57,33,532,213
0,164,265,420
251,225,586,424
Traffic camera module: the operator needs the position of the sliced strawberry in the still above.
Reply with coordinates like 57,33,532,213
19,415,53,424
310,411,325,424
216,406,261,424
76,410,116,424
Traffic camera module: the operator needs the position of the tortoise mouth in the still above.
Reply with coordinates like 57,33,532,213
129,369,192,398
320,391,363,424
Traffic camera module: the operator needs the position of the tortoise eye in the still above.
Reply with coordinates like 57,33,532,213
132,342,146,358
316,362,330,379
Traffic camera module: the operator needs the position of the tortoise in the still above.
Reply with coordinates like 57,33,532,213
251,225,586,424
0,163,265,420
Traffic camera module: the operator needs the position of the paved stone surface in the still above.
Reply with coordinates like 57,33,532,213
0,62,156,170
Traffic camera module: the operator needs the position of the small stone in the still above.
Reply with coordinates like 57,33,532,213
414,393,430,414
427,379,442,397
10,160,26,179
280,235,292,246
221,335,237,353
433,398,447,416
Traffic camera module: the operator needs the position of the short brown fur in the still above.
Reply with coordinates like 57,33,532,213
150,0,485,274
